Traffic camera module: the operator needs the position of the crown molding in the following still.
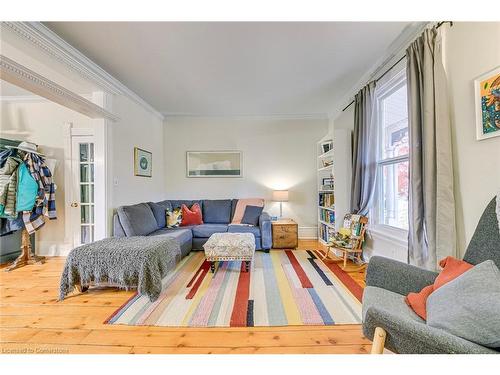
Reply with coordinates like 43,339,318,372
163,112,330,121
1,54,119,121
329,22,430,120
1,22,164,120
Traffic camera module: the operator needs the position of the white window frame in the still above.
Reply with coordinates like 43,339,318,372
370,68,409,244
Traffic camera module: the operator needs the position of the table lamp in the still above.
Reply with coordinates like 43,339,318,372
272,190,289,218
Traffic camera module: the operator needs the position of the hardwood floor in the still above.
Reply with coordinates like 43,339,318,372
0,240,370,354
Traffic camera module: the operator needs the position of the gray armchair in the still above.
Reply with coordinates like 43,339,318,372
362,197,500,354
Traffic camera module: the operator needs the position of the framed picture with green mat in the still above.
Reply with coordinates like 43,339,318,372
134,147,152,177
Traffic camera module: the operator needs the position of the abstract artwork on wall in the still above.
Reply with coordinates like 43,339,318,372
134,147,152,177
474,66,500,140
187,151,242,177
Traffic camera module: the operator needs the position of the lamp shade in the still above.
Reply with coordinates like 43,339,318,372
272,190,289,202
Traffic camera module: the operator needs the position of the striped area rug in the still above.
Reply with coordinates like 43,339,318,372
105,250,362,327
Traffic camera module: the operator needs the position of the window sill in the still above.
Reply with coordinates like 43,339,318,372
368,224,408,247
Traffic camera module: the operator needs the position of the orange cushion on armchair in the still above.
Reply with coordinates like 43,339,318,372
405,257,473,320
434,256,474,289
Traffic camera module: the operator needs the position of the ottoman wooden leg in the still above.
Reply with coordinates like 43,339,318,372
244,261,250,272
210,261,216,273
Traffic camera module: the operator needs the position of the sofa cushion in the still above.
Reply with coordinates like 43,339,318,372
227,224,260,237
166,207,182,228
192,224,228,238
181,203,203,226
148,200,173,228
427,260,500,348
149,227,193,247
231,198,265,224
117,203,158,236
170,200,203,211
202,199,232,224
241,205,264,226
231,199,238,221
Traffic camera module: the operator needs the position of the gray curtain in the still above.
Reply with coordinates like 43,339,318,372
407,27,457,270
351,81,378,216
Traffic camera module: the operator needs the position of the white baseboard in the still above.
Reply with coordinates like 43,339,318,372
298,226,318,239
36,241,72,256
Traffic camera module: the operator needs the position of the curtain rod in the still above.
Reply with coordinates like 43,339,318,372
341,21,453,112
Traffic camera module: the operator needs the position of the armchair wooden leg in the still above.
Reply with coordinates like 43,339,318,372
321,246,331,260
370,327,387,354
343,251,348,268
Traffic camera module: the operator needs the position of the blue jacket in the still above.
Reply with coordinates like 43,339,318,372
16,162,39,212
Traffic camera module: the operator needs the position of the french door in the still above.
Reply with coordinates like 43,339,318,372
70,136,96,246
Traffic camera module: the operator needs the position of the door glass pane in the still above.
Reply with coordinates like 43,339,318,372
380,161,409,229
80,164,89,183
81,226,92,244
81,205,90,223
79,143,88,162
80,185,89,203
77,142,95,244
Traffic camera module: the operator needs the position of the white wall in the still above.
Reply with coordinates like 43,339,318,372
332,106,354,228
444,22,500,258
164,116,328,237
1,100,93,255
334,105,355,131
111,94,165,209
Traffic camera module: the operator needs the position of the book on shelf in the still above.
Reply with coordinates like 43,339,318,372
318,192,334,207
319,209,335,224
319,223,336,243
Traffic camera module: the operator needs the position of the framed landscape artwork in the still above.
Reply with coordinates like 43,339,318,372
134,147,152,177
474,66,500,140
187,151,242,177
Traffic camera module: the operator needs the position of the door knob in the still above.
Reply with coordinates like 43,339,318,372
71,202,79,208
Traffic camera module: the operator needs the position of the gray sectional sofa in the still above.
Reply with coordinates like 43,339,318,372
113,199,272,257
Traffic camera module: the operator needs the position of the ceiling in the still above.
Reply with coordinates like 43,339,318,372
44,22,411,117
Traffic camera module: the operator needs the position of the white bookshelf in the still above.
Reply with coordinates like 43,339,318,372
316,129,351,245
317,134,335,245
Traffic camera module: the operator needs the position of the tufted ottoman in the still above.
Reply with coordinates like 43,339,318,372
203,232,256,272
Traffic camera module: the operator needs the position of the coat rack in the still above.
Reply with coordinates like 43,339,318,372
1,138,49,272
5,228,45,271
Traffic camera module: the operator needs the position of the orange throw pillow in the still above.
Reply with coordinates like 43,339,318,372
180,203,203,226
406,285,434,320
405,257,473,320
434,256,474,289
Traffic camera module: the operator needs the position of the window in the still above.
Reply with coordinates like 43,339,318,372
374,70,409,231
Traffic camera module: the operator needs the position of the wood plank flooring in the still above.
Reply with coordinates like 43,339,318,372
0,240,370,354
